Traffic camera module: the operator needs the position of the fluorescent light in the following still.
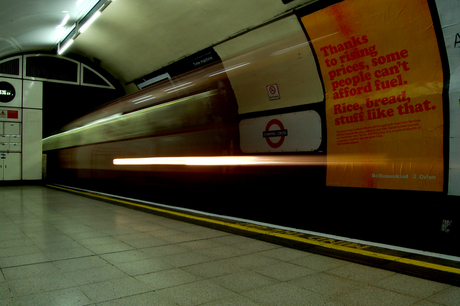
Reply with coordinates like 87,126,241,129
79,10,101,33
57,0,113,55
58,38,74,55
56,14,70,28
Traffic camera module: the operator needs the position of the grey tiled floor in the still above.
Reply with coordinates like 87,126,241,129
0,185,458,305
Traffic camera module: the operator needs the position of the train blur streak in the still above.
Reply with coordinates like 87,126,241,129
113,155,326,166
112,155,390,166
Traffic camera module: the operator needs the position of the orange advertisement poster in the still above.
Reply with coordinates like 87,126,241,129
300,0,444,191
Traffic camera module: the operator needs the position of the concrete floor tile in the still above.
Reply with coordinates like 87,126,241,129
411,301,445,306
14,287,90,306
44,246,95,261
146,228,184,237
99,227,138,236
115,258,175,276
211,270,279,293
0,298,17,306
242,282,341,306
79,277,152,303
177,224,213,233
373,273,450,298
158,280,238,306
159,251,213,267
2,262,60,281
234,240,280,252
84,241,134,254
0,245,43,258
290,253,350,272
141,244,189,257
0,282,13,300
161,233,203,244
112,232,155,242
211,234,255,246
122,236,169,248
200,296,263,306
30,234,76,246
8,274,76,296
0,238,34,249
101,249,153,264
64,264,128,285
253,262,317,281
0,232,29,243
53,255,109,272
335,286,419,306
426,287,460,306
93,291,178,306
78,236,121,246
197,245,251,260
136,268,201,290
326,263,396,284
337,286,420,306
181,259,243,279
193,229,228,239
288,271,363,296
151,218,191,229
258,247,311,261
70,230,109,240
219,254,279,270
179,239,224,251
0,252,50,268
35,240,83,252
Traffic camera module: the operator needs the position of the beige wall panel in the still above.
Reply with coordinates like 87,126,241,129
214,16,324,114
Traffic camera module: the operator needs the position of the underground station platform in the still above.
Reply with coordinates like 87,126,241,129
0,184,459,306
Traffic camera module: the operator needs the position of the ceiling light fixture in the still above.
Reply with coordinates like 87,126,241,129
79,11,101,33
58,38,75,55
56,14,70,28
58,0,112,55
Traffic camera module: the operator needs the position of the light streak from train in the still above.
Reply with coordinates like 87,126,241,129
114,155,333,166
113,155,390,167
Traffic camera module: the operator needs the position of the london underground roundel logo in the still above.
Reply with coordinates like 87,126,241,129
0,82,15,103
263,119,288,149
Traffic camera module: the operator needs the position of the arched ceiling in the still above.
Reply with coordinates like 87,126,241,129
1,0,315,90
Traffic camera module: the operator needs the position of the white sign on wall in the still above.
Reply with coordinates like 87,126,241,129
266,84,280,100
239,110,322,153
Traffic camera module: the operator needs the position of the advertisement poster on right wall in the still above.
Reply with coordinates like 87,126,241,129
300,0,445,191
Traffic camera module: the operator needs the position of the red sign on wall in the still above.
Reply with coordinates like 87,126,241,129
7,110,18,119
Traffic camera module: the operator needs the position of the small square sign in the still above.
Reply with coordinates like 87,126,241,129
266,84,280,100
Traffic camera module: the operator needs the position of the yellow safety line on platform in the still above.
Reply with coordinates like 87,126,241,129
47,184,460,275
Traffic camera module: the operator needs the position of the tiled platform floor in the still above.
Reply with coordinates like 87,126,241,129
0,185,459,306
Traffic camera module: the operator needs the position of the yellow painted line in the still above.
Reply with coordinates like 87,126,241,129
47,184,460,275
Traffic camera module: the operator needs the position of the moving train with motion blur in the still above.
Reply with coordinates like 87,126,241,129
44,0,460,256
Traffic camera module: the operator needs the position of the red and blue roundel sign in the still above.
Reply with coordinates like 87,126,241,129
263,119,288,148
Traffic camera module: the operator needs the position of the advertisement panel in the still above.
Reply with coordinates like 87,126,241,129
299,0,444,191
